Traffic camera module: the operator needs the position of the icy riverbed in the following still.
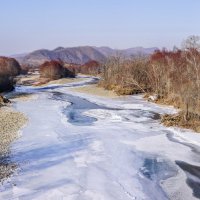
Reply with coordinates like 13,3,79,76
0,76,200,200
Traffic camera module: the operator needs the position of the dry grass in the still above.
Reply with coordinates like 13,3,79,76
161,112,200,133
11,93,39,102
71,84,118,98
18,73,85,87
41,77,85,86
17,74,40,85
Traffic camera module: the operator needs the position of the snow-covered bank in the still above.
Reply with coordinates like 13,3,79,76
0,76,200,199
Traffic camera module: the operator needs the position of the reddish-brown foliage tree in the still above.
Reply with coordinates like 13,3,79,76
39,60,75,80
0,57,21,92
0,57,21,76
79,60,101,75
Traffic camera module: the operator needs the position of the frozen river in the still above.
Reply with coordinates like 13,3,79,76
1,76,200,200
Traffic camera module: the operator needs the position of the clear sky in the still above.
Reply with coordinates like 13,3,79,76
0,0,199,55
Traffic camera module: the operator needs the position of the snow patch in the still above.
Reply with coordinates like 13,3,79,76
84,109,123,122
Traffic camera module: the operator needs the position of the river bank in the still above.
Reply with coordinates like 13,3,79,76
18,72,86,87
0,105,27,182
95,82,200,133
71,84,118,98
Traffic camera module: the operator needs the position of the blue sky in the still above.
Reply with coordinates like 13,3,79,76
0,0,199,55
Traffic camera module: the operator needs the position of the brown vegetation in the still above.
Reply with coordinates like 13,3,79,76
100,36,200,132
39,60,75,80
161,112,200,132
67,60,101,75
79,60,101,75
0,57,21,93
99,56,150,95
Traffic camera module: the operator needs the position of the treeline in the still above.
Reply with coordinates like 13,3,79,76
0,57,21,93
100,36,200,127
68,60,101,75
39,60,101,80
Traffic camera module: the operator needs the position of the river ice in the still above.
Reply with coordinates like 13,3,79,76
0,76,200,200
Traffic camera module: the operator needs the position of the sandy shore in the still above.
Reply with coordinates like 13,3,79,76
11,93,39,102
40,77,85,86
17,74,40,86
18,73,86,87
0,106,28,182
71,84,118,98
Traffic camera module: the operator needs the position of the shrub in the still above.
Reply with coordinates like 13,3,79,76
0,57,21,77
80,60,101,75
39,60,75,80
0,57,21,93
100,56,149,95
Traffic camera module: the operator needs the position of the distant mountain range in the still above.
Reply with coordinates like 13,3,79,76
14,46,158,66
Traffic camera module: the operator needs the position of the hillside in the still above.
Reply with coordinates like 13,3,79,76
15,46,158,66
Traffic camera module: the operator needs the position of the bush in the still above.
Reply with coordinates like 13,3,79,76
0,57,21,93
0,57,21,77
100,56,149,95
39,60,75,80
79,60,101,75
